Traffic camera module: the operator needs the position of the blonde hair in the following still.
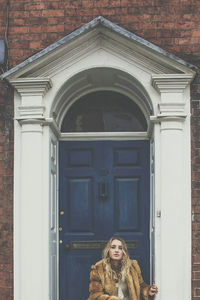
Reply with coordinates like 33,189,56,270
102,237,131,281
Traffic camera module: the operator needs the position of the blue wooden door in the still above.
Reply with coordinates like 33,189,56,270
59,140,150,300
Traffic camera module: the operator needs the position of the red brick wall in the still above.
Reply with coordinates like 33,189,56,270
191,75,200,300
0,81,13,300
0,2,14,299
1,0,200,299
4,0,200,68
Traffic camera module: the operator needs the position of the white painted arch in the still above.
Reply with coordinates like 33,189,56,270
52,67,154,141
2,16,197,300
52,67,153,127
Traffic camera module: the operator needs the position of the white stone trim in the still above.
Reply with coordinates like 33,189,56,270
7,22,195,300
12,73,193,300
60,132,149,141
151,75,192,300
9,78,52,97
151,74,193,93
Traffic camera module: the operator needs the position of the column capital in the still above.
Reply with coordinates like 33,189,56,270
9,77,52,97
151,74,193,129
151,74,193,93
10,78,52,120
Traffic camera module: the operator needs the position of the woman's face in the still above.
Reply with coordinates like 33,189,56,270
109,239,123,261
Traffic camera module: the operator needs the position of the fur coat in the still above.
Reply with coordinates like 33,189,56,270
88,259,151,300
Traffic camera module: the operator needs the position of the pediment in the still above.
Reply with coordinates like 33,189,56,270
2,16,197,81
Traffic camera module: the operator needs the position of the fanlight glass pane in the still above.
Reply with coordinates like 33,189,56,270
61,91,147,132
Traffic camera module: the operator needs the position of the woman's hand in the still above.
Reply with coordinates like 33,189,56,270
148,281,158,296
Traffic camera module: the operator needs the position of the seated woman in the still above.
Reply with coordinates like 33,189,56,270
88,237,158,300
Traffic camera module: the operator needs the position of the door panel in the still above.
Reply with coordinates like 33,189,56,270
115,177,140,231
67,178,93,232
59,140,150,300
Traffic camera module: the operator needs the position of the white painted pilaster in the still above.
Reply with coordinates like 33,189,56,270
12,79,52,300
152,74,193,300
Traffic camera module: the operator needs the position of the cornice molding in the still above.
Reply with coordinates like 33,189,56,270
28,33,180,78
9,78,52,97
151,74,194,93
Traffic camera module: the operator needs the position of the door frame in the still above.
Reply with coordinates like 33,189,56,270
58,132,154,274
58,137,152,300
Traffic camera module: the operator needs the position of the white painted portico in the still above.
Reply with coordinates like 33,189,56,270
2,16,196,300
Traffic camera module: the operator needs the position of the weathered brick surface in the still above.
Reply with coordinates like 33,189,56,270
192,73,200,300
0,79,14,299
1,0,200,299
0,0,199,68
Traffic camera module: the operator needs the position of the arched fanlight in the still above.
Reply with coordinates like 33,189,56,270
61,91,147,132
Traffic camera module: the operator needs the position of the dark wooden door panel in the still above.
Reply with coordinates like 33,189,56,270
59,140,150,300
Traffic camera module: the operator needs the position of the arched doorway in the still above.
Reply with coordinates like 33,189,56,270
58,89,151,300
3,16,195,300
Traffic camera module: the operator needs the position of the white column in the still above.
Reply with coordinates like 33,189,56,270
11,79,52,300
20,121,45,299
152,74,193,300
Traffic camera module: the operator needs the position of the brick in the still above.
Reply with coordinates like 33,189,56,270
9,26,29,34
64,0,82,8
82,0,95,8
9,18,25,26
193,30,200,37
65,8,77,16
29,25,43,33
0,264,13,273
9,2,25,11
99,8,117,16
9,11,29,18
9,41,29,49
47,17,60,25
0,272,10,281
29,10,43,17
193,280,200,288
45,24,64,33
0,279,12,287
193,214,200,223
0,287,13,296
25,17,48,25
78,8,99,16
25,3,46,10
193,206,200,213
194,267,200,273
23,33,47,41
42,9,64,17
120,0,138,7
47,2,62,9
64,15,82,24
194,273,200,280
196,288,200,296
29,41,42,49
